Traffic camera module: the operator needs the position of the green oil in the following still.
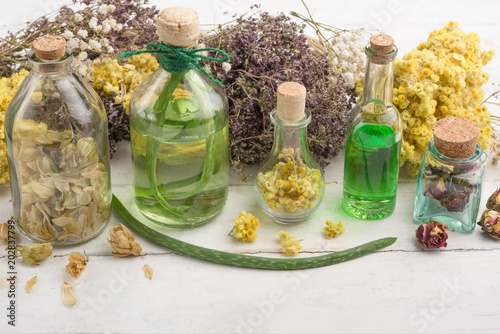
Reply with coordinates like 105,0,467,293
341,123,400,219
131,122,229,227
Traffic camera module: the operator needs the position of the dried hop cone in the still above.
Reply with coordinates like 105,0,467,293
477,209,500,240
416,220,448,248
16,243,53,265
486,189,500,211
108,224,143,257
65,252,88,279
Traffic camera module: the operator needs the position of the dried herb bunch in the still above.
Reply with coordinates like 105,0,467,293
0,0,158,78
202,9,349,177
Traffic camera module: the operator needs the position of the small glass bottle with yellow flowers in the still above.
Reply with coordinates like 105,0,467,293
255,82,325,224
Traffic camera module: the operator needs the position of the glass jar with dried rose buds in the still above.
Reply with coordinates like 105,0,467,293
413,117,487,232
255,82,325,224
5,36,111,245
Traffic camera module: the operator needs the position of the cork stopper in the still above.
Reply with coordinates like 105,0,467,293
433,117,479,159
369,34,396,64
277,82,306,122
157,7,200,48
33,35,66,61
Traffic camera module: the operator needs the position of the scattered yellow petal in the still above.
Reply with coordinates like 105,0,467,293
25,276,37,293
0,223,8,243
278,230,303,256
142,264,153,280
62,281,79,307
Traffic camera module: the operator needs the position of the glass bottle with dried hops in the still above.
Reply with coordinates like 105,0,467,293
5,35,112,245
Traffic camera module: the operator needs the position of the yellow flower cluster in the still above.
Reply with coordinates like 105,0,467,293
91,53,158,113
278,230,303,256
232,211,260,243
357,22,494,176
324,220,345,239
256,148,323,214
0,69,29,184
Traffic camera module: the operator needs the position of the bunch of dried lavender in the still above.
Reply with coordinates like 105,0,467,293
202,9,350,178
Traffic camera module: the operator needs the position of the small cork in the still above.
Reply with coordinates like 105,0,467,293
277,82,306,122
370,34,394,54
157,7,200,48
33,35,66,61
433,117,479,159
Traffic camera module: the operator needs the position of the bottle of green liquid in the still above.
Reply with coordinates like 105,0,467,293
341,34,402,220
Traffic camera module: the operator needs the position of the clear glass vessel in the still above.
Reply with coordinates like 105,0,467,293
129,66,229,228
341,35,402,220
413,139,487,231
255,108,325,224
5,46,111,246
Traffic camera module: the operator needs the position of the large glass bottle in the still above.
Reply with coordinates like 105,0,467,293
255,82,325,224
5,35,111,245
341,34,402,220
129,7,229,228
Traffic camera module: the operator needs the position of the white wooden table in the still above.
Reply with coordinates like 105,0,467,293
2,1,500,333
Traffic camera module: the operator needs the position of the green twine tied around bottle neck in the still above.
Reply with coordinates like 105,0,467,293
117,43,230,86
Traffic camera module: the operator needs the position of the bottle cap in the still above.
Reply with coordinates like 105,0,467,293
433,117,479,159
369,34,396,64
277,82,306,122
33,35,66,61
157,7,200,48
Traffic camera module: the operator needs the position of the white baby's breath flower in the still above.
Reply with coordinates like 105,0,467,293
62,30,73,40
146,18,153,25
78,52,88,61
107,46,114,54
89,17,99,30
89,39,102,51
98,4,108,15
115,23,123,31
79,41,89,51
67,38,80,50
107,4,116,12
102,23,111,34
222,62,231,73
77,29,88,38
95,25,103,33
74,13,83,22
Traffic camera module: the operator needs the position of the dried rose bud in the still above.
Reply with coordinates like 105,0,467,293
108,224,143,257
477,210,500,239
439,192,470,212
486,189,500,211
0,223,8,243
424,177,446,200
416,220,448,249
65,252,88,279
16,243,53,266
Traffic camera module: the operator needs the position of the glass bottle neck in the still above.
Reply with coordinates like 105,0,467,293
28,49,73,74
271,109,311,155
361,53,395,106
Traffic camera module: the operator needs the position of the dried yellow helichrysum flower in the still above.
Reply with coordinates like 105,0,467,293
324,220,345,239
143,264,153,280
278,230,303,257
16,243,53,266
108,224,142,257
0,223,8,243
65,252,88,279
25,276,37,293
62,281,79,307
231,211,260,242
